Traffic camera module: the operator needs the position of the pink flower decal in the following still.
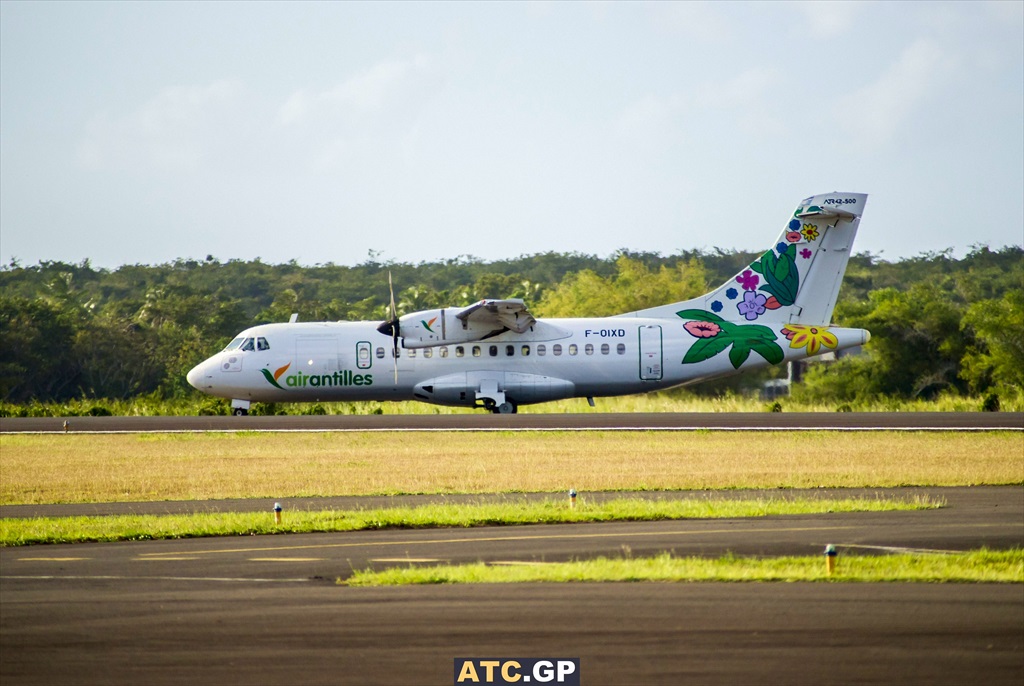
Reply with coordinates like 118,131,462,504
684,321,722,338
800,248,812,259
736,269,759,291
786,231,802,243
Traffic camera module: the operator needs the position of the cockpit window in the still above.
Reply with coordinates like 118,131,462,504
223,337,244,352
240,338,255,352
256,337,270,351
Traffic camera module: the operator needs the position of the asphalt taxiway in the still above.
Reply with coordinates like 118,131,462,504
2,486,1022,685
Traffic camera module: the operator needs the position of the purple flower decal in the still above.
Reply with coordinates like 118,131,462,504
800,248,812,259
711,300,723,313
725,287,738,300
737,290,767,321
736,270,759,291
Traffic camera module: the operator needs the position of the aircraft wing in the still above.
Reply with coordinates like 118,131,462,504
455,299,536,334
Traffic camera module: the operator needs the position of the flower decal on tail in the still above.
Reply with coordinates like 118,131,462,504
678,309,784,369
748,242,800,308
780,324,838,355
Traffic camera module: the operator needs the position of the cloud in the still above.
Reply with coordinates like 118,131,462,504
276,54,443,173
792,1,861,37
650,1,730,41
77,81,244,172
833,39,950,147
278,54,439,126
614,94,687,147
695,67,785,136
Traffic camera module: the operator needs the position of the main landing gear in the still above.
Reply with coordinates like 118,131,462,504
482,399,518,414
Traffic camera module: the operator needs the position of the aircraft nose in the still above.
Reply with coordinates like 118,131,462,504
186,361,206,390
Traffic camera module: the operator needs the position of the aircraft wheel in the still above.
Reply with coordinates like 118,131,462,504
495,401,517,415
233,407,248,416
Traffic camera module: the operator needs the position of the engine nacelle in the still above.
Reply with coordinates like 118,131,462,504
398,308,503,348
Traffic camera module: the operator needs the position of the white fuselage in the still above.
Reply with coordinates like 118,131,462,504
186,192,872,413
186,316,868,409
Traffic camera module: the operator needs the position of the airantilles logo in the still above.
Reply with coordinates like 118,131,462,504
261,362,373,389
422,316,438,333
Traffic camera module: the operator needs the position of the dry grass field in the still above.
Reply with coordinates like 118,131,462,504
1,431,1020,505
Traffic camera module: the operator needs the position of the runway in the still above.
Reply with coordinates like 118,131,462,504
2,486,1022,685
2,411,1022,433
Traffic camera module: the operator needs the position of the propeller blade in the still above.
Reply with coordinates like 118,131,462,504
388,271,399,384
389,272,397,318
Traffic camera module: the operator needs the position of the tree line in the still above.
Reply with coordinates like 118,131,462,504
0,245,1020,406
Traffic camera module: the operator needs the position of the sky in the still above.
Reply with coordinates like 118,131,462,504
1,1,1022,270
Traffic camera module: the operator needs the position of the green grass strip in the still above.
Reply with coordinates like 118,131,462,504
0,496,940,546
347,549,1024,586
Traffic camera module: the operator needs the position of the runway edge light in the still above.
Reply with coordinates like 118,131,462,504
825,544,837,576
274,502,282,525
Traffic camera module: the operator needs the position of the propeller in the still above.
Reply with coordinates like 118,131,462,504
374,271,401,383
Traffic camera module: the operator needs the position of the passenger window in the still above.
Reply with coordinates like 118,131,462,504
472,346,481,357
585,344,594,355
537,344,546,356
569,344,578,356
601,343,610,355
617,343,626,355
489,345,498,357
521,345,530,356
440,346,449,358
423,348,432,359
456,346,464,358
506,345,515,357
553,344,562,356
257,337,270,351
240,338,255,352
408,349,416,358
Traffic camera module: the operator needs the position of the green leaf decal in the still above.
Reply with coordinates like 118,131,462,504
683,336,732,365
742,324,778,340
729,342,752,369
762,252,797,305
776,252,791,281
677,308,784,369
750,340,784,365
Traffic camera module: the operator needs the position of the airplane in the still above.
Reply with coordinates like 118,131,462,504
187,192,870,415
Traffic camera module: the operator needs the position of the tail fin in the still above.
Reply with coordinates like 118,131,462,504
621,192,868,325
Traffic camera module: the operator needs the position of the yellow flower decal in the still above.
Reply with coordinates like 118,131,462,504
801,223,819,241
781,324,838,355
